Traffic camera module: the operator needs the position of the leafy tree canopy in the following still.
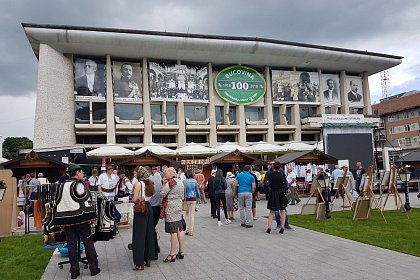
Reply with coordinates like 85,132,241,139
2,137,33,160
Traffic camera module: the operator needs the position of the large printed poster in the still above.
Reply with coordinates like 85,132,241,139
74,57,106,100
112,61,142,101
149,62,208,102
272,70,319,104
321,74,340,105
345,76,363,107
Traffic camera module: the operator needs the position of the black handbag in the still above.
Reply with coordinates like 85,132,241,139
181,214,186,231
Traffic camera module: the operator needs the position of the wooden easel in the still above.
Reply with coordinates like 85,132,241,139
332,168,354,210
381,165,409,219
300,179,325,215
353,166,386,221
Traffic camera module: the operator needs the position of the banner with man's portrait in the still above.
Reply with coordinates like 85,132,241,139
345,76,364,107
321,74,340,106
272,70,319,104
149,62,209,103
74,57,106,100
112,61,143,101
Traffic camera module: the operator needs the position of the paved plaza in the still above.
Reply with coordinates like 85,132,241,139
41,193,420,280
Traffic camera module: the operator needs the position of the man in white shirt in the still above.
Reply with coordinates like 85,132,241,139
286,166,301,205
98,165,120,222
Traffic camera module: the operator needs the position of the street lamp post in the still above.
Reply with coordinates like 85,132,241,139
398,166,411,211
317,174,332,219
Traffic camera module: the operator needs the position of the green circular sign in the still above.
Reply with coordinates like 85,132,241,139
214,65,266,105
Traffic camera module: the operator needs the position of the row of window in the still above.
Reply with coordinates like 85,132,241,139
75,102,324,125
389,123,420,135
387,108,420,122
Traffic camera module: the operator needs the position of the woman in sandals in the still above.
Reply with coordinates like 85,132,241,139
132,166,156,271
160,167,186,262
183,170,200,236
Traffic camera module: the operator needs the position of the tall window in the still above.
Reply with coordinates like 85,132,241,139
114,103,143,121
229,107,237,124
75,102,90,124
285,106,292,125
215,106,224,125
151,104,162,124
166,104,177,125
273,107,280,125
185,105,207,122
300,107,315,119
92,103,106,123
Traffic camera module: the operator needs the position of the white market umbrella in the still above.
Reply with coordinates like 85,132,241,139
86,144,134,158
134,143,176,156
215,142,252,153
249,141,286,153
176,142,217,156
283,141,315,151
0,157,9,163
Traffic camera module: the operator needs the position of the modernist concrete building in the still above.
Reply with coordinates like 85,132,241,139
23,23,402,154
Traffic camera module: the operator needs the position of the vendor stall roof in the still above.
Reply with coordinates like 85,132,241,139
208,150,267,165
116,151,180,167
274,151,337,165
397,151,420,162
23,23,402,75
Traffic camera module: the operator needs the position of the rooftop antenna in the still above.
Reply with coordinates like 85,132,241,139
381,70,390,98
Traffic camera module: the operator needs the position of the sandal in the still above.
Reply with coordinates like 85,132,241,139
133,265,144,271
144,261,151,267
163,255,176,263
176,251,185,259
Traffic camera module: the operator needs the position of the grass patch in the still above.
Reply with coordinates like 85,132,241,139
290,208,420,257
0,234,53,280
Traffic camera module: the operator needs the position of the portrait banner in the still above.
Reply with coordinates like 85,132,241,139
272,70,319,104
321,74,340,105
112,61,143,101
74,57,106,100
345,76,364,107
149,62,209,103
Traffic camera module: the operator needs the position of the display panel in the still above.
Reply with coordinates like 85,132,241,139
112,61,142,101
272,71,319,104
321,74,340,105
345,76,364,107
149,62,208,102
74,57,106,99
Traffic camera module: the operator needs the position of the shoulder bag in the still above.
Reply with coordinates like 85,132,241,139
133,181,147,214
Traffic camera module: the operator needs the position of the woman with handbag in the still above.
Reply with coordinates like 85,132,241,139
225,172,236,221
132,167,155,271
160,167,185,263
214,169,230,226
183,170,200,236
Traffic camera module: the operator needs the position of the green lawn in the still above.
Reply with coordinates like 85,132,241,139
290,208,420,257
0,234,53,280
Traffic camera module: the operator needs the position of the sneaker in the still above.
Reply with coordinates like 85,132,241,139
285,225,295,231
225,219,231,225
241,223,246,227
296,200,301,205
217,221,223,226
245,224,254,228
253,217,258,220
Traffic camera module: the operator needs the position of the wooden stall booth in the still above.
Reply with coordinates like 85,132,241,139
116,150,180,173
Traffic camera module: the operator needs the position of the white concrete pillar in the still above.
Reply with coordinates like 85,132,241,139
318,69,325,114
238,106,246,145
142,58,152,145
293,104,301,141
340,71,349,114
105,55,115,144
208,63,217,147
264,66,274,143
362,72,372,115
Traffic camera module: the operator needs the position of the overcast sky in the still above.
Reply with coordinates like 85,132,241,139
0,0,419,141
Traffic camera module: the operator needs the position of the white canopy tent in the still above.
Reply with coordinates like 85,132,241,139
86,144,134,158
249,141,287,153
176,142,217,156
214,142,252,153
134,143,176,156
0,157,9,164
283,141,315,151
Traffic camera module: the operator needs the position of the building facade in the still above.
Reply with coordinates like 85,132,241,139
23,24,402,152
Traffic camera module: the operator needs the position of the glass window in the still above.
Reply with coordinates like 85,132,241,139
76,135,106,144
325,107,331,114
229,107,237,125
186,135,207,143
114,103,143,121
166,104,177,125
151,104,162,124
302,134,316,141
245,107,264,122
185,105,207,122
75,102,90,124
285,106,292,125
217,135,235,142
246,134,264,142
116,135,142,144
215,106,224,125
300,107,315,119
152,135,176,144
274,134,289,142
273,107,280,125
92,102,106,124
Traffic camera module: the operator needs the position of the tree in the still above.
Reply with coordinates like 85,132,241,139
2,137,33,160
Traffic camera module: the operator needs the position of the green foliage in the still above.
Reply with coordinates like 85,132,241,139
2,137,33,160
290,208,420,257
0,234,53,280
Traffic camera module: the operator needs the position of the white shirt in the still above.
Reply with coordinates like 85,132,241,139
76,182,86,195
88,175,99,186
287,171,297,187
86,73,94,92
98,173,119,198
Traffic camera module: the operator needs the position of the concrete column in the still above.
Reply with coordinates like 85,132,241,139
318,69,325,114
178,101,186,146
33,44,75,149
362,72,372,115
340,71,349,114
142,58,152,145
264,66,274,143
293,104,301,141
238,106,246,145
208,63,217,147
106,55,115,144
